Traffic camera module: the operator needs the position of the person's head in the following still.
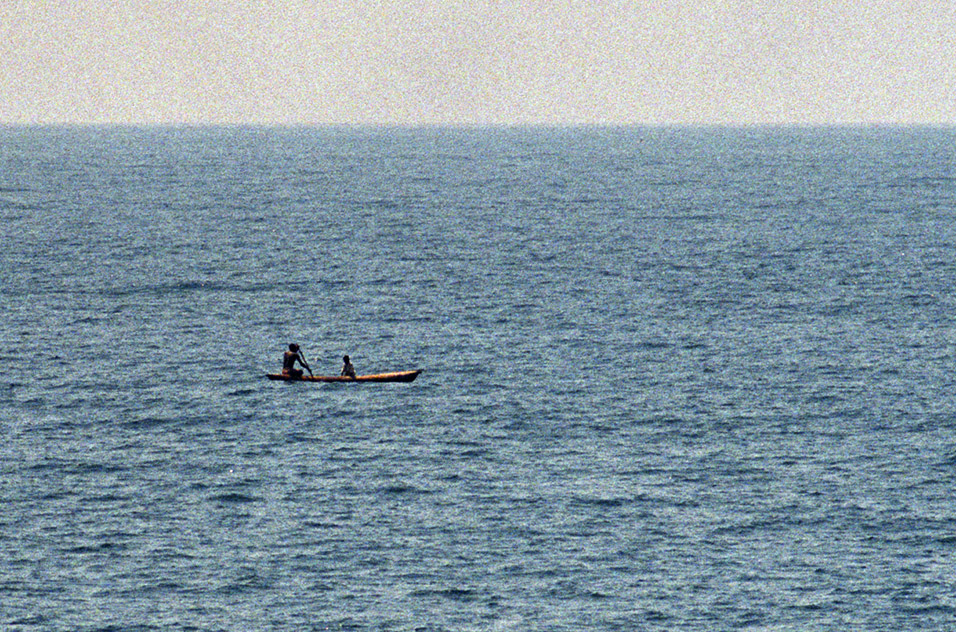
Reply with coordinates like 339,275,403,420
289,344,299,352
343,355,350,362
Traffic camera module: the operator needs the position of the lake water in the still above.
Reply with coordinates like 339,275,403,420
2,126,956,630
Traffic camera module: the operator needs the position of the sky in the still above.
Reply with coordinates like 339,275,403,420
2,1,955,126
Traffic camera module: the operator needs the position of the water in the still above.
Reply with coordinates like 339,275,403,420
2,125,956,630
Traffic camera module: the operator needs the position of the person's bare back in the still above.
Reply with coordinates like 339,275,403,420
282,344,306,378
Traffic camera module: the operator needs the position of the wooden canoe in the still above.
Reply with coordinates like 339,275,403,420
266,370,422,383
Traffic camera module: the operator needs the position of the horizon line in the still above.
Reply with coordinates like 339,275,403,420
2,121,955,130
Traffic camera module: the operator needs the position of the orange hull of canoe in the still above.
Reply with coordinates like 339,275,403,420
266,370,422,383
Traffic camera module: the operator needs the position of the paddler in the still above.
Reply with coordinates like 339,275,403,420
341,355,356,379
282,344,310,378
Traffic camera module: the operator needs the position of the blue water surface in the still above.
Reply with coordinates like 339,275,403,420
2,125,956,630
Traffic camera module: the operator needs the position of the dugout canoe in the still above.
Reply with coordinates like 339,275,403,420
266,370,422,383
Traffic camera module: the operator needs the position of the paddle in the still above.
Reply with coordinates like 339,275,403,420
298,348,314,377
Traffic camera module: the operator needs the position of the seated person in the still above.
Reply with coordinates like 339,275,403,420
341,355,356,379
282,344,308,378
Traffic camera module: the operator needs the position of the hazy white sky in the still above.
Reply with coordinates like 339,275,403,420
3,1,955,125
